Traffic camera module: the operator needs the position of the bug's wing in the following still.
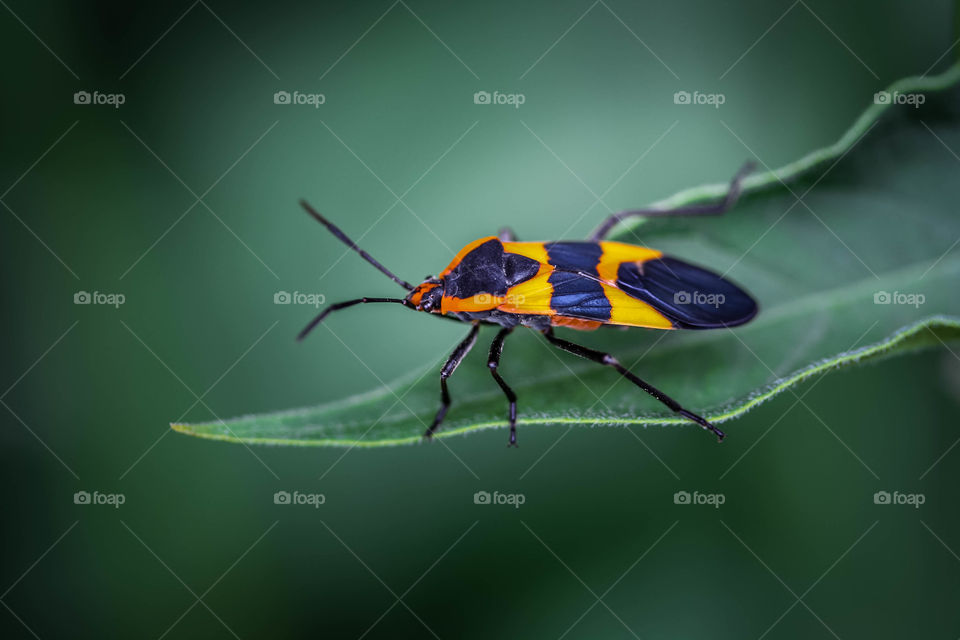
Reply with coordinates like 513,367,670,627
498,260,678,330
612,255,758,329
497,240,757,330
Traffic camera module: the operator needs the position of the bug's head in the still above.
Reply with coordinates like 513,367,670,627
406,277,444,313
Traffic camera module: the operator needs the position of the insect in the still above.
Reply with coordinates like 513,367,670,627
298,162,758,446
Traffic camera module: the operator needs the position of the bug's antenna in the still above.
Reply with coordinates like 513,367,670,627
300,200,414,291
298,297,409,341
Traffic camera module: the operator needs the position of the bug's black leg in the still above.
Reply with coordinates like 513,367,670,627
498,227,517,242
542,328,725,442
488,327,518,447
587,161,756,242
425,324,480,439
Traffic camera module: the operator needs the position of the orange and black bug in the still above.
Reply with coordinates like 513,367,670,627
298,163,758,446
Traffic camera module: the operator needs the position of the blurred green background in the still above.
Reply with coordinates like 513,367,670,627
2,0,959,637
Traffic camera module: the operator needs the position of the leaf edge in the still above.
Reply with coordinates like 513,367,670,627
171,315,960,447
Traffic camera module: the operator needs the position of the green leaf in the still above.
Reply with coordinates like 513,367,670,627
173,63,960,447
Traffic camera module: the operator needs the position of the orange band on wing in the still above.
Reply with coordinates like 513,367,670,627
501,241,550,264
594,242,674,329
595,242,662,284
603,283,675,329
498,263,556,316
